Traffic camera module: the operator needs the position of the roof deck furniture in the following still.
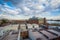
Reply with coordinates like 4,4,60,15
32,24,39,28
36,27,45,31
20,31,28,39
29,30,48,40
20,24,27,31
27,24,33,30
40,30,57,40
32,24,44,31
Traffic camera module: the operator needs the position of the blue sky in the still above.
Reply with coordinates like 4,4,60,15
0,0,60,20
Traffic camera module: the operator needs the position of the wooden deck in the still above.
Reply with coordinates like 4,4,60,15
2,34,18,40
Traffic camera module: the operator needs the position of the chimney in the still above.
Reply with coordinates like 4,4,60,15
44,18,48,29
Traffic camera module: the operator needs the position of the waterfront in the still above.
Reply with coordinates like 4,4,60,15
47,21,60,24
47,21,60,26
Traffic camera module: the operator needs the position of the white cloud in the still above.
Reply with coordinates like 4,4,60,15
34,11,51,18
46,16,60,20
5,8,22,15
23,6,30,12
0,0,60,20
0,14,31,20
50,0,60,9
35,5,45,11
0,4,22,15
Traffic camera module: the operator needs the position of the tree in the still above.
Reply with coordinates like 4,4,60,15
0,19,9,26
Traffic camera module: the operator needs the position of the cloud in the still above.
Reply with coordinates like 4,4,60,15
0,4,22,15
0,0,60,20
47,16,60,20
5,8,21,15
35,5,45,11
50,0,60,9
4,0,23,4
0,14,31,20
23,6,31,12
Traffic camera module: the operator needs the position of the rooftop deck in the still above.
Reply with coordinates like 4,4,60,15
0,24,60,40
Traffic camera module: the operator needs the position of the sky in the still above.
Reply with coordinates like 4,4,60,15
0,0,60,20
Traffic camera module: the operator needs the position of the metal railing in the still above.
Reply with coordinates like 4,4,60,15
17,30,20,40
